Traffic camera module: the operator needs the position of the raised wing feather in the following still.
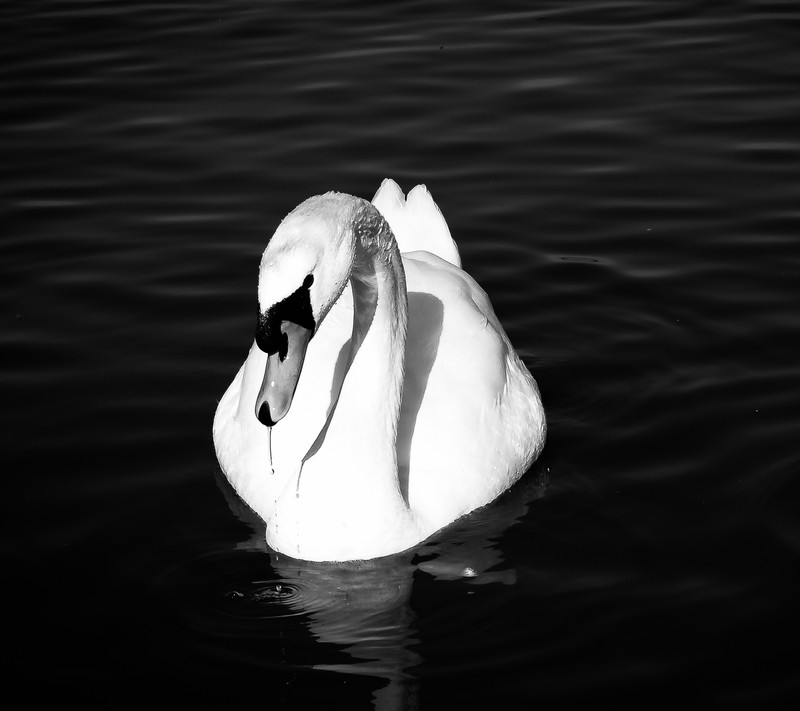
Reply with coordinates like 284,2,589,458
372,178,461,268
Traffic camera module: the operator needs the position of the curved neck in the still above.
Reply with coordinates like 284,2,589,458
342,207,408,469
302,199,408,481
261,197,423,559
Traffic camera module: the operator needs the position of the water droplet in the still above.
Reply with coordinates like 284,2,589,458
268,429,275,475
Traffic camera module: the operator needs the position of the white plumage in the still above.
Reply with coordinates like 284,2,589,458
213,179,545,561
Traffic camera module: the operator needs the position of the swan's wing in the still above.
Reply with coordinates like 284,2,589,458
398,251,545,524
372,178,461,268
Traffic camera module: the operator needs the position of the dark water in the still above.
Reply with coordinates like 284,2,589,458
3,1,800,707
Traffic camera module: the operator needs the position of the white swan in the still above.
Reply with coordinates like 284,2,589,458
213,179,545,561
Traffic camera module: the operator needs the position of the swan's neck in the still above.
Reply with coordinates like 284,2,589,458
268,199,419,560
338,216,408,471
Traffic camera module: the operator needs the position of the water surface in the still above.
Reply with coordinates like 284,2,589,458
3,1,800,707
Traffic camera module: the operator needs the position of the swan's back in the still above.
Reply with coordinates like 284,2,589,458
372,178,461,268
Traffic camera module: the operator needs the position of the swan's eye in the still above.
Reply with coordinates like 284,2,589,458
256,275,316,357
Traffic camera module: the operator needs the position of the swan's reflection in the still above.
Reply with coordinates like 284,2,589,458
215,461,548,708
269,550,420,709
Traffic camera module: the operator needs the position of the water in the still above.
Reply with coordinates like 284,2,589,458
3,1,800,706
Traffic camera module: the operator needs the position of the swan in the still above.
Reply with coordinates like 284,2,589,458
213,179,545,561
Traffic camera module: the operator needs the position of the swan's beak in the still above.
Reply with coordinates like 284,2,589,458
255,321,313,427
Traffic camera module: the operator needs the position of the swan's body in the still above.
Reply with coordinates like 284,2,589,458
213,180,545,561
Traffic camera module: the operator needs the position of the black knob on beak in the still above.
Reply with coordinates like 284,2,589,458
257,402,276,427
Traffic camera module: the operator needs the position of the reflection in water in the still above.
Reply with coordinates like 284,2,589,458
215,463,548,707
270,552,420,709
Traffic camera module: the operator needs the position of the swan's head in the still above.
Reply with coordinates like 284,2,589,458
253,193,358,427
